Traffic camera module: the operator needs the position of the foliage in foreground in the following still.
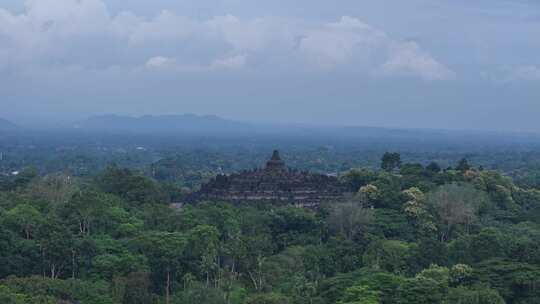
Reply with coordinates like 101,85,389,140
0,156,540,303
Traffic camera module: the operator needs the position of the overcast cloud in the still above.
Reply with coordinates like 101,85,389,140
1,0,539,131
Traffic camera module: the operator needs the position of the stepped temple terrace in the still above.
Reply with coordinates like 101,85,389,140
191,150,348,207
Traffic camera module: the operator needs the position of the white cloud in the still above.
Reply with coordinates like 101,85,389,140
0,1,451,80
206,15,298,53
24,0,111,35
297,17,451,80
299,16,387,69
211,54,247,70
128,10,199,46
145,54,246,72
381,41,454,81
145,56,177,69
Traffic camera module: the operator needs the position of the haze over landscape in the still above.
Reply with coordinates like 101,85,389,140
1,0,539,131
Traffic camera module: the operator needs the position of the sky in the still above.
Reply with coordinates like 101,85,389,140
0,0,539,131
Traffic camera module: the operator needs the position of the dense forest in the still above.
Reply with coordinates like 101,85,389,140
1,151,539,304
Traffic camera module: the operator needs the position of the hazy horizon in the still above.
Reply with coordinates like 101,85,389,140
1,0,539,132
5,112,540,138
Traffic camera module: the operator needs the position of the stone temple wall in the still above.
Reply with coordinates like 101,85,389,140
190,150,348,207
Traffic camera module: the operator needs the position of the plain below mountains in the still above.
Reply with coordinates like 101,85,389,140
0,118,17,131
72,114,540,147
75,114,251,136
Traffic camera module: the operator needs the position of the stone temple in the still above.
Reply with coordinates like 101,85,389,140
191,150,348,207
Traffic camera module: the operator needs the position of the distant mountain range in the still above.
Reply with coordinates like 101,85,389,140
75,114,251,135
0,118,17,131
70,114,540,147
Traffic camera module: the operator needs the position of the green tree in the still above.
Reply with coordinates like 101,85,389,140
402,188,436,234
37,218,76,279
136,232,187,304
113,272,156,304
13,168,38,189
64,190,114,236
398,276,445,304
417,264,450,294
26,173,78,207
456,158,471,172
363,240,412,275
338,285,381,304
474,258,540,302
172,282,226,304
245,293,291,304
447,286,505,304
96,166,167,206
4,204,43,239
0,286,27,304
328,202,374,240
426,162,442,173
341,169,379,192
341,271,403,304
449,264,473,286
92,253,148,280
187,225,220,287
381,153,401,172
237,233,274,291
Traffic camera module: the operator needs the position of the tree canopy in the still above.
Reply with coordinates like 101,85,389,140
1,154,539,304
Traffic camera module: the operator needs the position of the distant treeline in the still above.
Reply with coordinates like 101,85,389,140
4,129,540,190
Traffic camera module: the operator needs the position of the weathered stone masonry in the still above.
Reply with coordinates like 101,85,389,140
191,150,348,207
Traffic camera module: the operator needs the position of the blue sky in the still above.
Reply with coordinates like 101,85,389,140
1,0,539,131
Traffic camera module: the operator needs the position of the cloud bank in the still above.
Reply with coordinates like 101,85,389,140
0,0,452,80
